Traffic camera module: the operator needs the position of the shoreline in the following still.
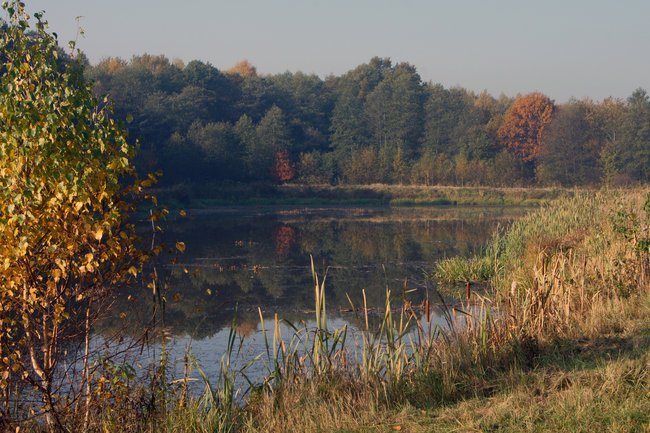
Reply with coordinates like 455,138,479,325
152,182,582,209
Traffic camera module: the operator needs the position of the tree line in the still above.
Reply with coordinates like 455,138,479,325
84,54,650,187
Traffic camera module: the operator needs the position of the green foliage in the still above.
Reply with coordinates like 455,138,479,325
537,101,602,186
615,89,650,183
296,151,335,184
80,48,650,189
249,105,292,181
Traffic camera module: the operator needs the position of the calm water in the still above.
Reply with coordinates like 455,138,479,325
94,206,526,388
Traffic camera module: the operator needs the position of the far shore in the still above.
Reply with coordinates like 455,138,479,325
152,182,602,209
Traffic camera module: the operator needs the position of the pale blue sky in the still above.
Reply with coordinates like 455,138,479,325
25,1,650,102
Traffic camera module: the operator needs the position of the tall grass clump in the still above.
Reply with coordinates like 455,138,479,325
435,255,496,285
496,191,648,339
438,190,649,340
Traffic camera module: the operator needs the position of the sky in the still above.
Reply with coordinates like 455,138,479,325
23,0,650,102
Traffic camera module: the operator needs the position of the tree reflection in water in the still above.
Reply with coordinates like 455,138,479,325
98,206,526,341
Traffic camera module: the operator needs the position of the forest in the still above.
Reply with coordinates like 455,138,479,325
82,54,650,188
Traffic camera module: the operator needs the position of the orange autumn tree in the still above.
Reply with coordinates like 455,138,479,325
226,59,258,77
497,92,555,162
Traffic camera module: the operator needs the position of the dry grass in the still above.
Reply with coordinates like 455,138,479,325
417,301,650,433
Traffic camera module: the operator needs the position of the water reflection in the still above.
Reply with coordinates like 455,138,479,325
100,206,525,340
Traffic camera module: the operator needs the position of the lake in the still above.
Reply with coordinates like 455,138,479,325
94,205,526,390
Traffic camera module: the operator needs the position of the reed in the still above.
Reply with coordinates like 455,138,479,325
309,256,348,378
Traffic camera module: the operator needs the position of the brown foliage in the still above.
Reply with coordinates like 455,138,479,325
227,59,258,77
497,92,555,162
96,57,127,74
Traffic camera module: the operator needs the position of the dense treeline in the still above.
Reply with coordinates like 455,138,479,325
85,55,650,187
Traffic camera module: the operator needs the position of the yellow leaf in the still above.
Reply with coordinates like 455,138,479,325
128,266,138,277
175,241,186,253
55,259,66,271
94,228,103,241
179,209,187,217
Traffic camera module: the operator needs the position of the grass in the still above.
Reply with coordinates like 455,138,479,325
10,189,650,432
435,254,496,285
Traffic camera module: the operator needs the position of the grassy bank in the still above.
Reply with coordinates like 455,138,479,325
16,190,649,432
154,182,573,208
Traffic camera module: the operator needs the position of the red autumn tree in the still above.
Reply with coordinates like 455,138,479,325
497,92,555,162
272,149,295,183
